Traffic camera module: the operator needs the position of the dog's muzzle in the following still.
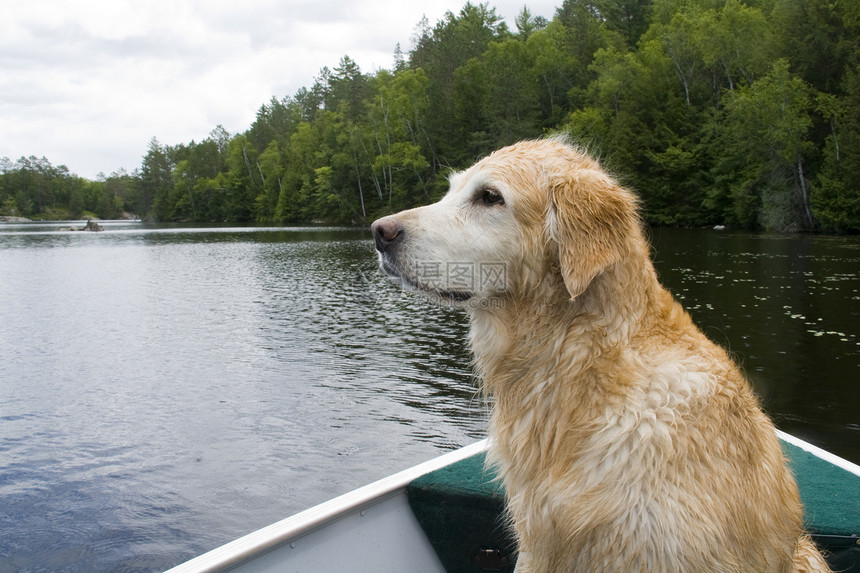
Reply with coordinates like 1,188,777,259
371,216,474,303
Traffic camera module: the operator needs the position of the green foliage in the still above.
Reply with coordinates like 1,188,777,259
2,0,858,231
813,63,860,231
716,60,816,231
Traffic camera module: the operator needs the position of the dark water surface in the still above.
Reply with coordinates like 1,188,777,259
0,222,857,572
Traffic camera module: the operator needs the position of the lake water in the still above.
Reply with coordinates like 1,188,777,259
0,222,857,572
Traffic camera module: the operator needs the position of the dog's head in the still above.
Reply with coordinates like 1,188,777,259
371,138,641,306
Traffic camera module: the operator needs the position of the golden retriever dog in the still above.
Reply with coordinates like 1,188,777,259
371,138,830,572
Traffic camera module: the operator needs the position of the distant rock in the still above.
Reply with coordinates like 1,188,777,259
59,219,105,232
0,216,31,222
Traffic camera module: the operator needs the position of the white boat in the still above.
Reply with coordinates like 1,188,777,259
166,432,860,573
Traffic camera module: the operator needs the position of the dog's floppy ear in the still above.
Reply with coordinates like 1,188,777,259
548,168,639,299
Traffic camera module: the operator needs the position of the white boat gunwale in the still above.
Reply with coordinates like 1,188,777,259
776,430,860,476
165,439,489,573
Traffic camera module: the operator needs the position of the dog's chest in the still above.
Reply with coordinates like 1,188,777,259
490,353,721,514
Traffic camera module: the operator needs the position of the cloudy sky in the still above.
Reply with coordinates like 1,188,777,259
1,0,560,179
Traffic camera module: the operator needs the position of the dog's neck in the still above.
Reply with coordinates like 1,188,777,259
467,254,669,479
468,254,664,399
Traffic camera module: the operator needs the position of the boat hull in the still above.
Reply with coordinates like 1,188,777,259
167,434,860,572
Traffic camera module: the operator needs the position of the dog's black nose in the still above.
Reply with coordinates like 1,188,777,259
371,218,403,252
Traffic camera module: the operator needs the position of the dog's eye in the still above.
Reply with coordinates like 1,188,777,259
478,187,505,206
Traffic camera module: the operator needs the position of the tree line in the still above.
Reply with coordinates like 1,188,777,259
2,0,858,232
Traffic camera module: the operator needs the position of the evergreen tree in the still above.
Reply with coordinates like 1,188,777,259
141,138,173,220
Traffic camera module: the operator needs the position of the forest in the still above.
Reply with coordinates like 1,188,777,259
1,0,859,232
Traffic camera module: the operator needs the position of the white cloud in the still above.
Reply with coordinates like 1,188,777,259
0,0,560,178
